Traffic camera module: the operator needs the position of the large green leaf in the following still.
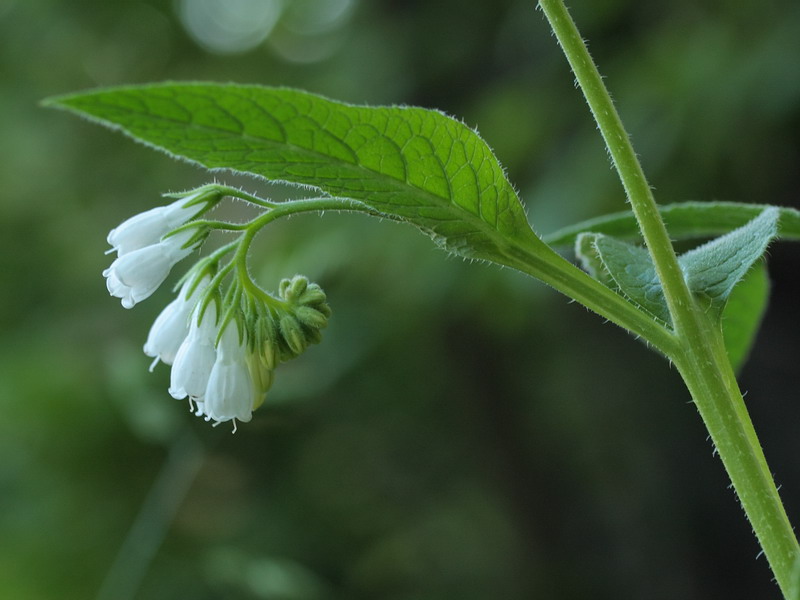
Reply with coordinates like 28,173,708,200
545,201,800,248
44,83,541,261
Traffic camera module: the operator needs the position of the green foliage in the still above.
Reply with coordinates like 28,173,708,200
6,0,800,598
680,207,779,308
579,232,671,323
545,201,800,248
721,262,770,373
791,555,800,600
44,83,543,262
577,209,779,370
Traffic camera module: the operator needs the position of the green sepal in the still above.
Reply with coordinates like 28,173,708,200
279,314,306,356
294,306,329,330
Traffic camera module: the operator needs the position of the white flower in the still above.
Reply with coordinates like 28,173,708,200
143,275,210,370
203,320,257,427
103,229,196,308
169,301,218,401
107,195,202,257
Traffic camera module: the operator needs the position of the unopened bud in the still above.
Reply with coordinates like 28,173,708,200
304,327,323,346
283,275,309,302
298,284,327,306
279,314,306,355
294,306,328,330
257,313,279,370
278,277,291,298
247,352,275,411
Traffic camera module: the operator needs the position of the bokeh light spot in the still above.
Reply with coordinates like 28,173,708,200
178,0,282,55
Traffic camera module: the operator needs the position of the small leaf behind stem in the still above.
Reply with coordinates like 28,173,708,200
577,208,779,371
680,207,779,307
546,201,800,248
721,262,770,373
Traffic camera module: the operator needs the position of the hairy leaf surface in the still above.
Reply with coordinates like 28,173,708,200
579,234,670,323
579,210,778,368
680,207,779,306
45,83,541,261
545,201,800,248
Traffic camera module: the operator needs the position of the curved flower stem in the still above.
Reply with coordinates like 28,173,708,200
537,0,799,594
231,196,379,308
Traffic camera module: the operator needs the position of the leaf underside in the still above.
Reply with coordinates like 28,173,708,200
577,209,779,371
546,201,800,248
680,207,779,305
44,83,541,261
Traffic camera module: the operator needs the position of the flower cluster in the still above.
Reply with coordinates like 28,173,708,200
103,188,217,308
103,186,331,431
143,273,331,429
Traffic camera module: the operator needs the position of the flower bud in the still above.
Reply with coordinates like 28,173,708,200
297,284,327,306
247,351,274,411
294,306,328,330
256,313,279,370
314,302,332,319
283,275,309,302
279,314,306,355
304,326,323,346
278,278,291,298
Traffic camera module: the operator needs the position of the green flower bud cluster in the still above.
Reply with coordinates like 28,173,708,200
248,275,332,371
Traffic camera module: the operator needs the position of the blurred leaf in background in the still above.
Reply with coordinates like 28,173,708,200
1,1,799,599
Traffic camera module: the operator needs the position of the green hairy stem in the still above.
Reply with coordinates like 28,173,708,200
537,0,799,595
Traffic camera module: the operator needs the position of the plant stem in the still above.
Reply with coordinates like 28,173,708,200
501,243,679,357
537,0,691,325
673,315,800,595
254,198,679,355
537,0,799,595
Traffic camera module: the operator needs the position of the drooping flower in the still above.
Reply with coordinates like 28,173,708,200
202,320,258,427
143,275,210,370
103,229,196,308
107,194,204,257
169,301,218,401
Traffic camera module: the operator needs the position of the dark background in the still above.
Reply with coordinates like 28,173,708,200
1,1,799,598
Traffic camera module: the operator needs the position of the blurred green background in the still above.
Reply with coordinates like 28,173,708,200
2,1,800,598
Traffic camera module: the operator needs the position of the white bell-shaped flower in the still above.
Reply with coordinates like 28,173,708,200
103,229,195,308
169,302,218,401
203,320,256,427
107,195,202,257
143,275,210,370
